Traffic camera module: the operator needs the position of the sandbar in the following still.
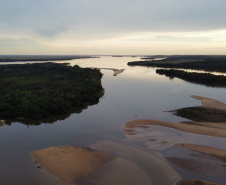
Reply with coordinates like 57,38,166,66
31,145,114,184
181,121,226,130
181,179,220,185
191,95,226,110
91,140,181,185
94,68,125,76
176,143,226,163
125,120,226,138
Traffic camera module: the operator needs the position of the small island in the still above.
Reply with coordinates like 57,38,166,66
0,63,104,123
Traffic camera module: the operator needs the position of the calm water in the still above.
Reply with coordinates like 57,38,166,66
0,56,225,185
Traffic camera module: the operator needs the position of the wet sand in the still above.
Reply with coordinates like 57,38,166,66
181,121,226,130
181,179,220,185
123,95,226,184
83,158,154,185
191,95,226,110
31,146,114,184
125,119,226,138
31,143,180,185
176,143,226,163
91,140,181,185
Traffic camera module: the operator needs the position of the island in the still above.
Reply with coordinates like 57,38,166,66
128,55,226,73
0,62,104,123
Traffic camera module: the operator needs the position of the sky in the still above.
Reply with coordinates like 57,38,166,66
1,0,226,55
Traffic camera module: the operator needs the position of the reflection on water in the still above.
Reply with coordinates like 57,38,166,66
0,56,226,185
4,99,100,126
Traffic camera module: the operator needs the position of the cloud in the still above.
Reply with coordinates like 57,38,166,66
0,0,226,54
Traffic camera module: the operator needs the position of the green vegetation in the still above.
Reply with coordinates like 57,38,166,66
0,55,98,62
128,55,226,73
174,106,226,122
156,69,226,87
0,63,103,123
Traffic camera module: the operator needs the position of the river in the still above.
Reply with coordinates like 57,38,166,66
0,56,225,185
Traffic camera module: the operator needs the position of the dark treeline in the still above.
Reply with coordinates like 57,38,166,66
174,106,226,122
156,69,226,87
128,55,226,73
0,55,98,62
0,63,103,123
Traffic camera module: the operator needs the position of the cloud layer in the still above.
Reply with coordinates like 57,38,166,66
1,0,226,54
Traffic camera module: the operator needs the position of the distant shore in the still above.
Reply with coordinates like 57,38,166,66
0,55,99,62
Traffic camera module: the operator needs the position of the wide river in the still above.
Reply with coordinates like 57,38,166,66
0,56,225,185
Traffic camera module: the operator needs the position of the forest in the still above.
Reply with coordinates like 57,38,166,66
0,63,103,122
156,69,226,87
128,55,226,73
0,55,98,62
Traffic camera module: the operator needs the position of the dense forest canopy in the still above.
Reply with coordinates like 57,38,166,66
0,63,103,122
0,55,98,62
128,55,226,73
156,69,226,88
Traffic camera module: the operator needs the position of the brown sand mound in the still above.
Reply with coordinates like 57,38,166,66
31,145,114,184
191,95,226,110
126,120,226,138
181,121,226,130
181,179,220,185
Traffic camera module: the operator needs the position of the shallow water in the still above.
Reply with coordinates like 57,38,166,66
0,56,226,185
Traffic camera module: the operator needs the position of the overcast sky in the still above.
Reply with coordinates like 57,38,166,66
1,0,226,55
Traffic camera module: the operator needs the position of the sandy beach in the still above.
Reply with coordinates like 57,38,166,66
191,95,226,110
31,146,114,184
31,143,180,185
125,119,226,138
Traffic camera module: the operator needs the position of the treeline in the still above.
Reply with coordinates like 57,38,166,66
0,55,98,62
128,55,226,73
174,106,226,122
156,69,226,87
0,63,103,122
